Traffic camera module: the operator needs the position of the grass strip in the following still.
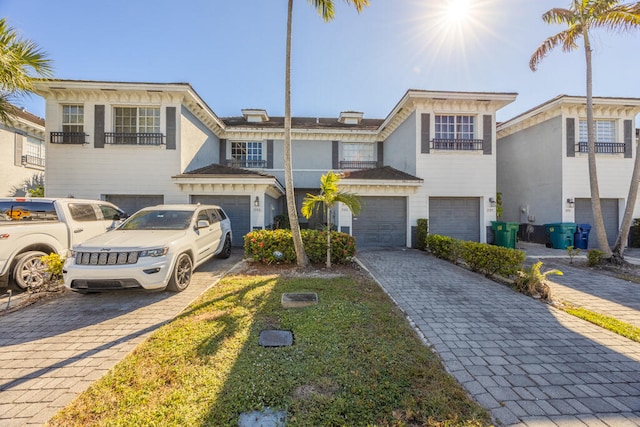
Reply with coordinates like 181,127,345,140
48,273,489,427
562,305,640,343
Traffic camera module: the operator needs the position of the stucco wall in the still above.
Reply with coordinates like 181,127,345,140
384,111,417,176
0,128,44,197
271,138,333,188
180,106,219,173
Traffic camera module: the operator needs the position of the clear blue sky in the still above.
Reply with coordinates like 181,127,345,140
3,0,640,122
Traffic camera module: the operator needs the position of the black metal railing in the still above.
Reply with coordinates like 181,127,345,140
50,132,86,144
577,141,625,154
339,160,379,169
105,133,164,146
21,155,45,167
432,138,484,151
225,159,267,168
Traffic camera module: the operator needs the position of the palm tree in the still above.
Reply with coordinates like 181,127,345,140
530,0,640,260
284,0,369,267
302,171,361,268
0,18,52,124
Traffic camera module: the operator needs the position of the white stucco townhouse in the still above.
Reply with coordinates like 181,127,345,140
0,105,45,197
497,95,640,248
34,80,516,248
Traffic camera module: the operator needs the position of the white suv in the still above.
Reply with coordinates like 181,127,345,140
63,204,232,293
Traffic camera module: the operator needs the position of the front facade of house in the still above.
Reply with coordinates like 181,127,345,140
0,106,46,197
497,95,640,247
35,80,516,248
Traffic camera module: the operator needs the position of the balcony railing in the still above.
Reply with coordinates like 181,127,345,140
432,138,484,151
578,141,625,154
339,160,379,169
105,133,164,146
50,132,86,144
225,159,267,168
21,155,45,167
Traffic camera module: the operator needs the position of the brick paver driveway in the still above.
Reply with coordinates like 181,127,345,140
0,253,242,427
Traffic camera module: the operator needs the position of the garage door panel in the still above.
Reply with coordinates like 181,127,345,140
429,197,480,242
353,197,406,247
575,198,618,248
191,195,250,247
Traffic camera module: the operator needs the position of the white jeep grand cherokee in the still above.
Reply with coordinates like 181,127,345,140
63,204,232,293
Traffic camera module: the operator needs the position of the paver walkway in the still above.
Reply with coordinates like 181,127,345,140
0,253,242,427
357,248,640,427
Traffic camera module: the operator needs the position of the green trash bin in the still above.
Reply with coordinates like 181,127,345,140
491,221,519,249
544,222,577,249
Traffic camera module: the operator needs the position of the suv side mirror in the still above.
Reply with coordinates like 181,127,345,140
196,220,209,229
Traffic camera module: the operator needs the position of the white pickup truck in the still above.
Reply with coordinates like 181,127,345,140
0,197,127,289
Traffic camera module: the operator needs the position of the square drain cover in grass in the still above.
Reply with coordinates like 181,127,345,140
281,292,318,308
259,329,293,347
238,407,287,426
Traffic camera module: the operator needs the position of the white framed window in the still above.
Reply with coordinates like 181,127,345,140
579,119,615,142
342,143,374,161
114,107,160,133
435,115,475,139
62,104,84,133
230,141,264,167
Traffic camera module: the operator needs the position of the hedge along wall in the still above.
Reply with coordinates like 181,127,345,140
244,229,356,264
425,234,525,278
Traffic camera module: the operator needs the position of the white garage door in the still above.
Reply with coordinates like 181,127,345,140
575,198,619,248
429,197,480,242
105,195,164,217
191,195,250,246
353,197,406,247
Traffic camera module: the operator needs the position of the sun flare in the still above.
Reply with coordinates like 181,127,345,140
444,0,471,24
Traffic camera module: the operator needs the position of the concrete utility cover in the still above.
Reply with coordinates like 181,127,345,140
259,330,293,347
281,292,318,308
238,408,287,427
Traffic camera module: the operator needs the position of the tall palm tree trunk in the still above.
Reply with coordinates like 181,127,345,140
326,204,331,268
613,135,640,261
284,0,310,267
584,31,611,257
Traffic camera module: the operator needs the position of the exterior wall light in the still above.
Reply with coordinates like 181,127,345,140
567,198,575,206
489,197,496,207
254,196,260,207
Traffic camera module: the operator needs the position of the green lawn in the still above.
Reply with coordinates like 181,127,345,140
49,271,490,426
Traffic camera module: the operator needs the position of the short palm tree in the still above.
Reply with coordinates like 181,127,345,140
283,0,369,267
0,18,52,124
302,171,361,268
530,0,640,260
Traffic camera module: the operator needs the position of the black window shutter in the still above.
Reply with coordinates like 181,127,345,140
166,107,176,150
220,139,227,165
421,113,430,154
267,139,273,168
377,141,384,167
94,105,105,148
483,115,492,155
332,140,339,169
624,119,633,158
566,118,575,157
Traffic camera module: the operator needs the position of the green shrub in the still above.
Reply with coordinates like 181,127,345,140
630,218,640,247
244,229,356,264
40,253,64,278
513,261,562,300
416,218,429,250
426,234,524,278
587,249,605,267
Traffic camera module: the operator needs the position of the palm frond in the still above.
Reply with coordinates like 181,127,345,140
308,0,335,21
591,6,640,32
530,29,578,71
333,192,361,215
542,8,577,25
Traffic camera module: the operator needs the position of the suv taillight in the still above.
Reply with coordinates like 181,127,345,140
0,234,9,240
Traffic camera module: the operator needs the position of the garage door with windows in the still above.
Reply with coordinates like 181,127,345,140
105,195,164,217
429,197,480,242
575,198,619,248
353,197,406,247
191,195,250,246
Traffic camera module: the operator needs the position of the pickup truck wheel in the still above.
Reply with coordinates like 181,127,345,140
166,253,192,292
13,251,48,290
216,234,232,259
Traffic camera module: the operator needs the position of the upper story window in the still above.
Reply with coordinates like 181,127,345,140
50,104,86,144
433,115,482,150
340,142,376,169
22,136,45,168
228,141,265,168
578,119,622,154
108,107,162,145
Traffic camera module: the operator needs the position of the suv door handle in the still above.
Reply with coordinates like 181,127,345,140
74,228,84,233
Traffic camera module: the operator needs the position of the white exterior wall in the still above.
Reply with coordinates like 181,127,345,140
0,130,44,197
43,95,190,204
562,114,638,224
180,106,219,173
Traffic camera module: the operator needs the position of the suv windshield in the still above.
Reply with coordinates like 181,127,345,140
0,201,59,222
119,210,193,230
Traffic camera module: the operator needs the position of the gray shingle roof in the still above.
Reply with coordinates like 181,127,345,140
342,166,422,181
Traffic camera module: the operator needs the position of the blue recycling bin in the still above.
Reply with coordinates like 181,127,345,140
573,223,592,249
